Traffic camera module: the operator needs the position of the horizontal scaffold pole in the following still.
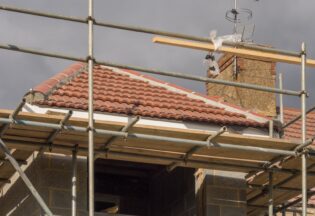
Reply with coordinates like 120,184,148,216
153,37,315,67
276,191,315,213
0,43,301,96
0,117,297,156
248,183,302,193
3,137,313,176
0,5,303,58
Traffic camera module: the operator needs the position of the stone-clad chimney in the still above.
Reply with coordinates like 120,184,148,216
206,54,276,117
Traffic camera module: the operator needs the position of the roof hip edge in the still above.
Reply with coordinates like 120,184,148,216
27,62,86,102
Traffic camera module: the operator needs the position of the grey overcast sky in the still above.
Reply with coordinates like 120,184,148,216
0,0,314,109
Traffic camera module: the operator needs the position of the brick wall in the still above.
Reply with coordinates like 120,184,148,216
206,54,276,117
195,169,247,216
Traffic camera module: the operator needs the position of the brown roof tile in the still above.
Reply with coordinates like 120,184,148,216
283,107,315,144
31,63,268,128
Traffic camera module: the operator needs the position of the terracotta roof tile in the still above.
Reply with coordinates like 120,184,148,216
31,63,268,128
283,107,315,144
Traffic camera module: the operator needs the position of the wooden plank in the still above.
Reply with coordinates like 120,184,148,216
247,190,298,216
2,109,314,210
0,150,32,183
0,110,300,150
2,130,280,162
3,133,269,169
246,164,315,215
0,110,304,165
152,36,315,67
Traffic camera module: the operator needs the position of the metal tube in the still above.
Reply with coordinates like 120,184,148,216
95,116,140,160
295,136,315,151
0,117,298,156
282,105,315,129
248,184,302,192
279,73,284,124
0,43,302,96
248,44,310,208
0,44,84,62
0,138,53,215
98,60,302,96
167,126,227,171
276,191,315,214
0,5,86,24
269,172,274,216
208,141,296,156
103,116,140,149
269,120,274,138
0,138,285,173
87,0,94,215
47,110,73,144
72,146,78,216
10,98,26,120
248,162,315,205
3,137,314,176
0,98,26,137
282,207,286,216
0,5,301,57
301,42,307,216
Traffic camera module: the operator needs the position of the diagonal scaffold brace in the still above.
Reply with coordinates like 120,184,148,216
0,138,53,216
167,126,227,172
0,99,54,215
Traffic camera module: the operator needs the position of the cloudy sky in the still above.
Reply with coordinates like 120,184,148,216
0,0,314,110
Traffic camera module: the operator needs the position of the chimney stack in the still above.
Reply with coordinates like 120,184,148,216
206,53,277,117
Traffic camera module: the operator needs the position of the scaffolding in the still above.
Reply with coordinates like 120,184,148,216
0,2,314,216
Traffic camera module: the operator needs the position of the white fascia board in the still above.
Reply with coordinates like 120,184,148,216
24,103,270,137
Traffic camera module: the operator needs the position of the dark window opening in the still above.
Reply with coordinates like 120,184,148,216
92,159,196,216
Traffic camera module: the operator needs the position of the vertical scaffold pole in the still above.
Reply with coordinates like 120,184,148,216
268,172,273,216
281,207,286,216
301,42,307,216
279,73,284,124
269,120,274,138
72,146,78,216
87,0,95,215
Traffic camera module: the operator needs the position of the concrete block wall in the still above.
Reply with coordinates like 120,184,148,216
0,155,248,216
195,169,247,216
39,153,87,216
0,153,87,216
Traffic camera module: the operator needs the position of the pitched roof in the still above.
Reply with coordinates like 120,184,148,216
27,62,269,128
283,107,315,143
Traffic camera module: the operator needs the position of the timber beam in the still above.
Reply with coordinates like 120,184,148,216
152,36,315,67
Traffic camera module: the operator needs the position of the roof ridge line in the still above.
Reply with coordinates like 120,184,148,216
102,65,269,124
